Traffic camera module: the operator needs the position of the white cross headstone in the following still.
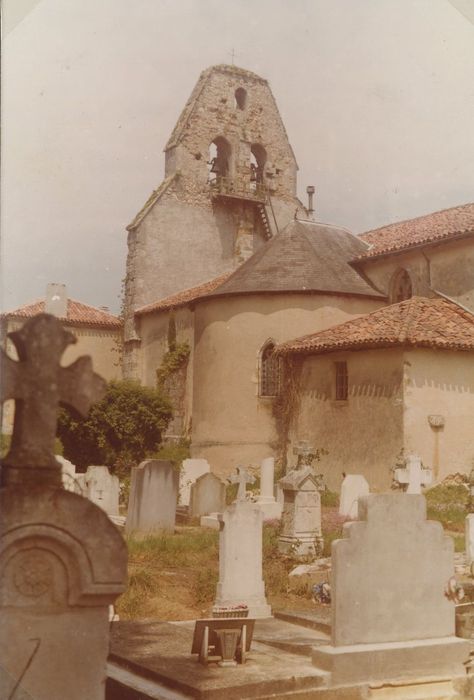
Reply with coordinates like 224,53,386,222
229,466,255,502
394,454,432,494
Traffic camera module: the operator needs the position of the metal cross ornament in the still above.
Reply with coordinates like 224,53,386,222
229,466,255,502
0,314,106,487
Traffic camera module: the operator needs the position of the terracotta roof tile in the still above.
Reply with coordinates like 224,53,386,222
356,203,474,260
135,271,234,316
276,297,474,355
3,299,121,329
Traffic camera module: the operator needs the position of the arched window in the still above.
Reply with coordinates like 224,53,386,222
250,143,266,188
208,136,231,183
234,87,247,110
260,341,281,397
390,269,413,304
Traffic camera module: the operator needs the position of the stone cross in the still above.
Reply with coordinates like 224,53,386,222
0,314,106,487
394,454,432,494
293,440,316,469
229,466,255,502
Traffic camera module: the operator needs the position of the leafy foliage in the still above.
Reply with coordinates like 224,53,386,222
154,438,191,470
57,380,172,471
156,342,190,387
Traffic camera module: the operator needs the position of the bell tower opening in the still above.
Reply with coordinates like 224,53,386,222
250,143,266,189
234,87,247,110
208,136,231,183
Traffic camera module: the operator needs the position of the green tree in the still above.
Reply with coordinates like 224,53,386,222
57,380,172,472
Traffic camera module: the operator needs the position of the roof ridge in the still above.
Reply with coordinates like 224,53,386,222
361,202,474,238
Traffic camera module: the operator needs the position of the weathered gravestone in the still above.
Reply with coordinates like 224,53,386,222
256,456,282,520
278,467,323,557
312,494,470,685
179,458,210,506
125,459,178,534
213,468,271,618
0,314,127,700
85,465,120,517
339,474,369,519
189,472,225,518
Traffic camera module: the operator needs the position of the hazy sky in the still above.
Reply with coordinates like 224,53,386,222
2,0,474,313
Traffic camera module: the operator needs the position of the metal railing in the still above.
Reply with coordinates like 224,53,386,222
210,176,268,202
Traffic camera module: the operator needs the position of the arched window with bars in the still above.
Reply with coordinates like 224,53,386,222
259,341,281,397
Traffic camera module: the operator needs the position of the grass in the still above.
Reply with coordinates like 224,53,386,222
116,483,470,619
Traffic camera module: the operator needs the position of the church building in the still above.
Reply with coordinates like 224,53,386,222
124,64,474,490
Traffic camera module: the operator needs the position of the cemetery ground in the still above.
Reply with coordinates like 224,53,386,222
116,483,468,621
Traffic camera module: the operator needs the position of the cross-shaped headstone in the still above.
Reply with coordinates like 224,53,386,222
394,454,432,494
229,466,255,502
293,440,316,469
0,314,106,487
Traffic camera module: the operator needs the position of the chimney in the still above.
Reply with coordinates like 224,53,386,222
306,185,315,218
45,283,68,318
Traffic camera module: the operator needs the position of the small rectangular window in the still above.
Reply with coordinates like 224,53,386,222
335,361,348,401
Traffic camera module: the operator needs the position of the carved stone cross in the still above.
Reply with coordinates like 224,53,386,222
394,454,433,494
1,314,106,487
293,440,316,469
229,466,255,502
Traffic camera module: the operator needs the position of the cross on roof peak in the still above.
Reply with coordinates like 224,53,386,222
1,314,106,488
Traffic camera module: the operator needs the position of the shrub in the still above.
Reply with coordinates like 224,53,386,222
57,380,172,470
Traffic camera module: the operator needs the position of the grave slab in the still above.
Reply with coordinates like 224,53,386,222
312,493,470,685
338,474,369,519
125,459,178,534
180,459,210,506
189,472,225,518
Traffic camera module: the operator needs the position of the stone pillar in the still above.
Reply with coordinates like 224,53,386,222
278,466,323,557
0,485,127,700
256,457,282,520
214,501,271,618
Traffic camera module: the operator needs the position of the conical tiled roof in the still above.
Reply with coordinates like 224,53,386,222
204,220,384,300
276,297,474,355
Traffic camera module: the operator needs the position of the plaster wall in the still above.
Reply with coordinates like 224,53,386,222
289,349,404,491
2,320,122,434
138,307,194,435
191,293,382,477
403,348,474,480
359,236,474,309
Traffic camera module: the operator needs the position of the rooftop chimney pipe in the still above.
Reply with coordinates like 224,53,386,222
306,185,315,217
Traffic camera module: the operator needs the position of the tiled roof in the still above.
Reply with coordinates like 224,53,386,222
276,297,474,355
126,173,178,231
135,271,234,316
205,220,384,300
3,299,122,329
356,203,474,260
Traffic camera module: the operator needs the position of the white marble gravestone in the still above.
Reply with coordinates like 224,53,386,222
394,453,432,494
339,474,369,519
85,465,120,516
256,457,282,520
214,501,271,618
56,454,84,494
125,459,178,534
179,458,210,506
466,514,474,565
312,494,469,685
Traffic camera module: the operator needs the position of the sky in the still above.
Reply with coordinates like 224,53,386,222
2,0,474,314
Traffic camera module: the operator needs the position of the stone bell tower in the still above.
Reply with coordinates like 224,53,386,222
123,64,305,373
